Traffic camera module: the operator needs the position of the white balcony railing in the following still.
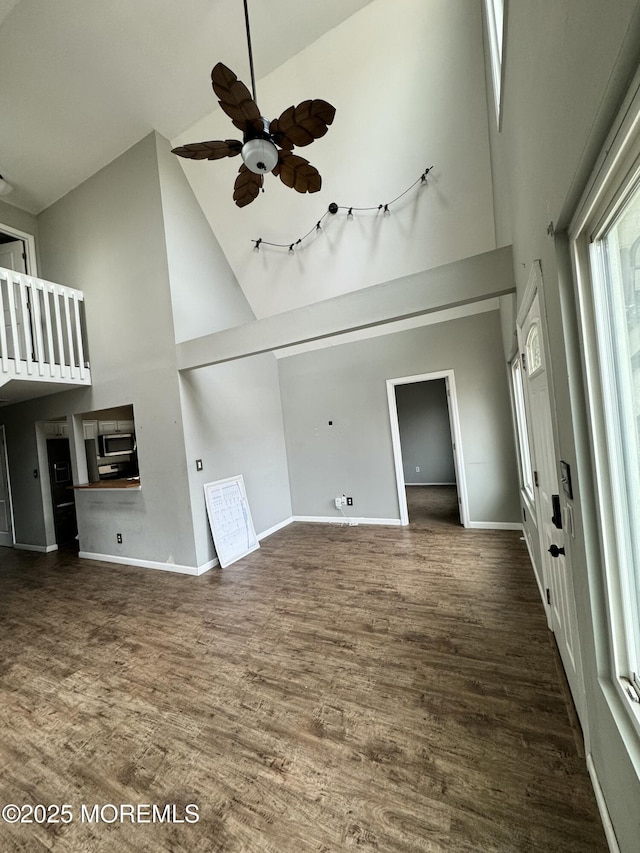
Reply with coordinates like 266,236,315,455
0,266,91,386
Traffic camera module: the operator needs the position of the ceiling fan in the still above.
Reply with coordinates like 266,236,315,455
171,0,336,208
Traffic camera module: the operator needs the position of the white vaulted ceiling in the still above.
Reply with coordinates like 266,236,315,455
0,0,375,213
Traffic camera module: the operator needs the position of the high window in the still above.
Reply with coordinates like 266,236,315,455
484,0,506,128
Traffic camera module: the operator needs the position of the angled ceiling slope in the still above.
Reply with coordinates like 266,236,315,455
0,0,376,214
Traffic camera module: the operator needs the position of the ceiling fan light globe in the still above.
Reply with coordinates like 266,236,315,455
241,138,278,175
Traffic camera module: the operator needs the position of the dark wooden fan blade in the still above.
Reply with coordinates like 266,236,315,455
233,164,263,208
171,140,242,161
271,99,336,148
211,62,261,132
268,118,293,150
272,151,322,194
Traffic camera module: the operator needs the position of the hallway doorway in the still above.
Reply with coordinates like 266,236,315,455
387,370,469,527
46,438,78,548
405,484,460,529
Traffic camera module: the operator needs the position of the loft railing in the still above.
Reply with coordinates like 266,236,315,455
0,266,90,384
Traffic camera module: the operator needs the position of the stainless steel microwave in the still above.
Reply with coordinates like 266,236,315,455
98,432,135,457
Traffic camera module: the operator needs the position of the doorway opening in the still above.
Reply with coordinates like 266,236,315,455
0,223,37,276
387,370,469,527
46,437,78,550
0,425,15,547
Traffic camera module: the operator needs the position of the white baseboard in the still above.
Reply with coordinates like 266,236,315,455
405,482,456,487
15,543,58,553
196,558,218,575
257,516,294,541
466,521,523,530
587,754,620,853
293,515,402,527
78,551,218,576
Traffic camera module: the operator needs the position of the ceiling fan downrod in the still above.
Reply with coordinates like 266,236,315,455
243,0,258,105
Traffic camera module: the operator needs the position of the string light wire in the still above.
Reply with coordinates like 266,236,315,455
252,166,433,252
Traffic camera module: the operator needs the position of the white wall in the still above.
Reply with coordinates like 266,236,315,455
173,0,496,318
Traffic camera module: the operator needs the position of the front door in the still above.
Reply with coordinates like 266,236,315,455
0,426,14,547
518,281,586,725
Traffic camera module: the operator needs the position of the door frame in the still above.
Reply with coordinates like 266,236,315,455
516,260,587,730
516,261,555,623
387,370,470,527
0,424,15,546
0,222,38,276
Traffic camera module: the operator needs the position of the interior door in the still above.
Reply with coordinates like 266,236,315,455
0,426,14,547
518,289,586,724
0,239,28,361
0,239,26,274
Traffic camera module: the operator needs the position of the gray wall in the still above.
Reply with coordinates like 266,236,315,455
179,353,293,567
0,200,38,240
1,133,198,567
395,380,456,484
154,134,255,343
154,134,292,566
484,3,640,850
278,310,520,523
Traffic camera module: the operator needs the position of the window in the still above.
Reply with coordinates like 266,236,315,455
525,322,542,375
484,0,507,128
570,71,640,725
510,355,534,500
590,180,640,677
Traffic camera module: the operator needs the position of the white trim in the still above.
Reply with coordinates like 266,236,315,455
257,516,293,540
567,69,640,748
78,551,217,576
15,542,58,553
586,754,620,853
386,370,470,528
517,264,556,630
520,525,543,604
466,521,522,530
516,259,542,326
405,482,457,487
0,221,38,276
293,515,402,527
196,558,218,574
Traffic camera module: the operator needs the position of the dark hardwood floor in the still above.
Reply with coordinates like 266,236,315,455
406,484,461,529
0,518,606,852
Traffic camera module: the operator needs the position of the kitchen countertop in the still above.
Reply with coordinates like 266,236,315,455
73,477,141,490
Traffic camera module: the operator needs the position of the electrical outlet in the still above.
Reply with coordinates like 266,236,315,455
346,497,353,506
335,496,342,509
416,466,420,473
116,533,122,544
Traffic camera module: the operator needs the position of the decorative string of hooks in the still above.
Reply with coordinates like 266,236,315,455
252,166,433,253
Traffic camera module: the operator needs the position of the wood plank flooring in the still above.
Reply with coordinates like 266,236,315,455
406,484,461,529
0,509,606,852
